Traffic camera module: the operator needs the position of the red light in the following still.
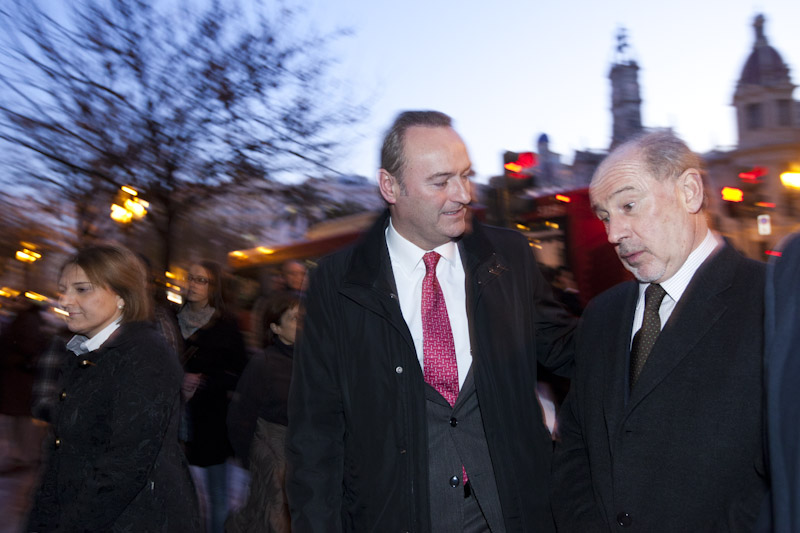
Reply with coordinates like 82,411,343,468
739,166,768,182
555,194,571,203
517,152,536,168
721,187,744,202
754,202,776,208
765,250,782,257
504,152,538,177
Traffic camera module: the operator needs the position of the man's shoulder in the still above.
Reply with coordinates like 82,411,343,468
472,221,528,247
584,280,636,315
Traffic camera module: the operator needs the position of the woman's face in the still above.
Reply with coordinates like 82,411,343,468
271,304,299,345
58,264,124,338
186,264,211,306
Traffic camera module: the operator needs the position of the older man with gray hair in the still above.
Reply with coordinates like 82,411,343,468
551,131,767,532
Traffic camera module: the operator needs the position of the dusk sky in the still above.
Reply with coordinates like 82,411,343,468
309,0,800,183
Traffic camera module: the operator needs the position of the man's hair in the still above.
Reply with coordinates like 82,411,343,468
380,110,452,185
608,130,704,182
60,243,152,323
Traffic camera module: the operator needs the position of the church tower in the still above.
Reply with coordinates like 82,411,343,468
609,28,643,149
733,14,799,148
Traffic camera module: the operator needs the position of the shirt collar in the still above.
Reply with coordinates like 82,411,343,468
645,229,721,303
386,218,458,275
68,318,122,356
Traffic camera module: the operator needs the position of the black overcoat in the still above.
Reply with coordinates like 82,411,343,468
27,321,201,532
551,244,767,532
287,210,575,532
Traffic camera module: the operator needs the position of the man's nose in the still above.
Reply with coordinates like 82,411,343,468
606,216,628,244
451,177,471,204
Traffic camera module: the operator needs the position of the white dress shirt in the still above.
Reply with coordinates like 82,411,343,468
67,318,122,355
631,230,722,344
386,220,472,388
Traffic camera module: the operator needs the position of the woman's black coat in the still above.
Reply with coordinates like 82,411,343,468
27,321,201,532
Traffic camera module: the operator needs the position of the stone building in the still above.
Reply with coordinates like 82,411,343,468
705,14,800,259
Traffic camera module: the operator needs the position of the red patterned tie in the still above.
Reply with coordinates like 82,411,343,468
422,251,459,406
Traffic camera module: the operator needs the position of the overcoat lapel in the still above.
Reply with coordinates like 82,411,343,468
625,245,735,416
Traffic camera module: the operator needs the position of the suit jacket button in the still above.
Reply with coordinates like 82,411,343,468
54,437,61,448
449,475,460,488
449,417,458,427
60,390,67,401
395,366,403,374
616,512,632,527
80,359,92,368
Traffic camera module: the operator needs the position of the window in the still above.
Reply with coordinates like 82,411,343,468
778,100,792,127
747,103,763,130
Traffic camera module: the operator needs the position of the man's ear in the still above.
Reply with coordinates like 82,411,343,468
679,168,704,214
378,169,399,205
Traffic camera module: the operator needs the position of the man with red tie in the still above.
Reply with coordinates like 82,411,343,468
287,110,576,532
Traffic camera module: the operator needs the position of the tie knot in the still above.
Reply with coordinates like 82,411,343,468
423,251,441,273
645,283,667,308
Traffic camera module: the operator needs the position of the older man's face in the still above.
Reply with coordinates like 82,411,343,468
381,126,473,250
590,150,697,283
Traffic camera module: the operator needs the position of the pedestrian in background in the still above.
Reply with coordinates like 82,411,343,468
227,292,299,533
179,260,247,533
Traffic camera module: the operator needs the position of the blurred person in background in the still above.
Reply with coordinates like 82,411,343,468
226,292,299,533
0,299,49,473
179,260,247,533
281,259,308,296
550,131,766,531
139,253,183,359
250,260,307,350
551,266,583,317
26,243,200,532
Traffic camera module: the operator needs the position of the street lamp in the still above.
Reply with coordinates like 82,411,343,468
110,185,149,224
780,171,800,190
15,242,42,288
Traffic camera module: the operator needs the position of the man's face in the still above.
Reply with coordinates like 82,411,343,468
283,262,307,292
590,150,697,283
379,126,473,250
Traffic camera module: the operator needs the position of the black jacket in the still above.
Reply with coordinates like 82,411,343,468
228,339,293,467
27,322,201,532
286,210,576,532
551,244,767,532
182,311,247,466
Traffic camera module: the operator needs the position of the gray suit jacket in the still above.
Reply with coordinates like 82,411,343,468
551,243,768,532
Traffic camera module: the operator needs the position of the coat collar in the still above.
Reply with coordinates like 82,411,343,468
340,208,509,348
343,208,505,293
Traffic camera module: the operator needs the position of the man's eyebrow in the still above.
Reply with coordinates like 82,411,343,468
425,168,473,181
591,185,637,213
425,171,455,182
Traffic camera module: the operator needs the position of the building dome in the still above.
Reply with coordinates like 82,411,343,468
738,14,791,87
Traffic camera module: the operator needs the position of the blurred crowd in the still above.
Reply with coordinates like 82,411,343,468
0,248,310,533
